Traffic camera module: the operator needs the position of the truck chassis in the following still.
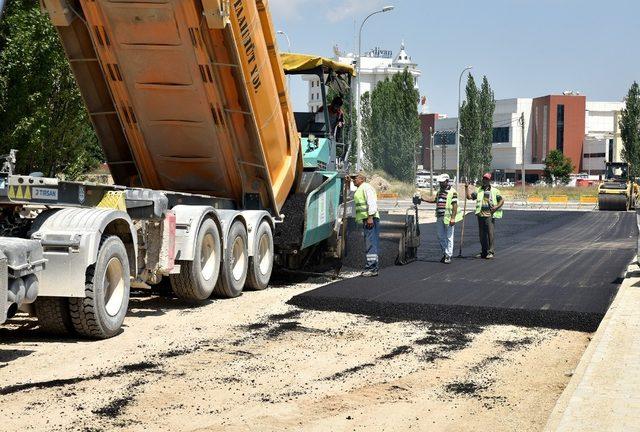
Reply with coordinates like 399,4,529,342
0,157,275,338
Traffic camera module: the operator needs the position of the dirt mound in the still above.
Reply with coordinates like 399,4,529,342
369,174,391,193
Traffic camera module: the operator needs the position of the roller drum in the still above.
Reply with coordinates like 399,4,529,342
598,194,628,211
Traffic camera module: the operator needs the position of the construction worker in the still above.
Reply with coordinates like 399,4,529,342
352,172,380,277
420,173,462,264
465,173,504,259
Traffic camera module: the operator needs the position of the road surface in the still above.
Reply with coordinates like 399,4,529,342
292,211,636,332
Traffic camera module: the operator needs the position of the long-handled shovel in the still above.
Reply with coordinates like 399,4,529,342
457,179,468,258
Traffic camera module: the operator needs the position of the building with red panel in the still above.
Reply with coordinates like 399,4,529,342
420,93,622,182
531,95,586,172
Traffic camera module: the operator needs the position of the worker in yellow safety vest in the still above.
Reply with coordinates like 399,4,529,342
352,172,380,277
420,173,463,264
465,173,505,259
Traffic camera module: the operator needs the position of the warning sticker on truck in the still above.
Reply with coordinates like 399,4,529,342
318,192,327,226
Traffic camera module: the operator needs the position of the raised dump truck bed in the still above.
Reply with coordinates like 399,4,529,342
44,0,300,214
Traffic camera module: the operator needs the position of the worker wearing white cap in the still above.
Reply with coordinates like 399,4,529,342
419,173,463,264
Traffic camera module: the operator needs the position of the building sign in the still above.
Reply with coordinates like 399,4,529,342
367,47,393,59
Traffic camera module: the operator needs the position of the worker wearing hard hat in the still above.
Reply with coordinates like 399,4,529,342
419,173,463,264
351,172,380,277
465,173,505,259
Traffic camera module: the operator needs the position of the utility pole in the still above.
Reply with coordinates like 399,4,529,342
414,135,418,189
442,132,447,173
520,112,526,197
429,127,435,195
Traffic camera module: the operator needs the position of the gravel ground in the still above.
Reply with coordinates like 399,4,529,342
0,270,590,432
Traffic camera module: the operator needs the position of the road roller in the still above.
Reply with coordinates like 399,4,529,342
598,162,638,211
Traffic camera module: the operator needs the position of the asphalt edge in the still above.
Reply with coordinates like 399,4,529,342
287,295,604,333
543,258,639,431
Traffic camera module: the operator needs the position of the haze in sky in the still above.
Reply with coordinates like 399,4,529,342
270,0,639,116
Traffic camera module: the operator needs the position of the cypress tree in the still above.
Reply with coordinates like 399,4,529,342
620,82,640,176
459,74,481,182
478,76,496,175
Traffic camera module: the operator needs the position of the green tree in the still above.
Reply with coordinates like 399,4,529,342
367,69,421,182
459,74,496,183
620,82,640,177
478,76,496,175
0,1,102,178
459,74,480,181
543,149,574,184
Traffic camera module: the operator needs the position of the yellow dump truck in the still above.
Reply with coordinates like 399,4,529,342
0,0,420,337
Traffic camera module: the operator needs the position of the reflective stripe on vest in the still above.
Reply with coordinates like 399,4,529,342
475,187,503,219
444,188,464,225
354,183,379,222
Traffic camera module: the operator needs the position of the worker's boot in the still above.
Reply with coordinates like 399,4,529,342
443,256,452,264
361,269,379,278
486,253,495,260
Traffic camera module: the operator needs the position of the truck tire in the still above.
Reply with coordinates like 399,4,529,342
69,236,130,339
246,221,273,290
214,221,248,298
170,218,221,301
35,297,74,336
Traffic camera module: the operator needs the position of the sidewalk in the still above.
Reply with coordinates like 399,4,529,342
544,261,640,431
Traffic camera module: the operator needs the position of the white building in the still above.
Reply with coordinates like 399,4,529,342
431,98,543,179
306,43,421,112
428,97,625,180
583,101,626,173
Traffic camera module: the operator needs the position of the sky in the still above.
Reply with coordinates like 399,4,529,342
270,0,640,116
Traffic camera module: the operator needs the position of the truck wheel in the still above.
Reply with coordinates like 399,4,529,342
69,236,130,339
170,218,221,301
214,221,248,298
35,297,74,336
246,221,273,290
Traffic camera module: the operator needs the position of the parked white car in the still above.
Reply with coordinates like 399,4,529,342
416,176,430,188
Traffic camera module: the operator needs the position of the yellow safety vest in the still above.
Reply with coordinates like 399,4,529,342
475,187,503,219
354,183,380,223
444,188,464,225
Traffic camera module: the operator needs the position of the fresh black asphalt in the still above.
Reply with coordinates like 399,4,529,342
290,211,637,332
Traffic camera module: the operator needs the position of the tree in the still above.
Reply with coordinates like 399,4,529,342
459,74,496,183
459,74,480,181
366,69,421,182
478,76,496,175
620,82,640,177
0,1,103,178
543,150,574,185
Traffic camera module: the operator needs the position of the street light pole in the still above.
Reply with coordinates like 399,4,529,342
355,5,395,172
276,30,291,52
276,30,292,95
456,66,473,186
